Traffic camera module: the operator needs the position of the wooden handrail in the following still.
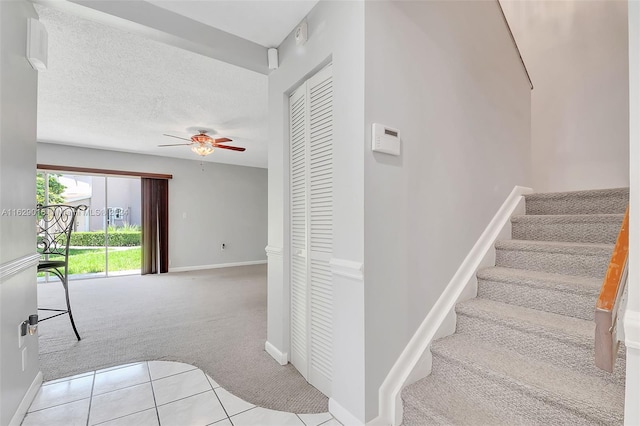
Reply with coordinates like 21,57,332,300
595,207,629,372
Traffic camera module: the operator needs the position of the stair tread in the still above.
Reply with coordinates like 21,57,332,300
430,334,625,420
477,266,601,295
512,213,624,223
525,187,629,201
403,352,599,426
524,188,628,215
402,365,533,426
456,298,594,342
496,239,613,254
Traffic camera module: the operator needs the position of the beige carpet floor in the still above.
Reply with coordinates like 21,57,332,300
37,264,328,413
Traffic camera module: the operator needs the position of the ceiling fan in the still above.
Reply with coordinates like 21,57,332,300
158,130,246,157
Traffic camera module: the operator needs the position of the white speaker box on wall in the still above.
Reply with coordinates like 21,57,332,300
27,18,48,72
268,48,278,70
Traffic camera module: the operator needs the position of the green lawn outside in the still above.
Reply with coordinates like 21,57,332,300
39,247,141,276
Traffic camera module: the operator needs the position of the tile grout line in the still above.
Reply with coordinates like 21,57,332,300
92,408,157,426
296,413,308,426
146,362,162,426
87,377,151,398
27,396,91,415
227,406,256,421
150,366,199,382
155,389,213,408
208,371,233,425
85,361,198,401
86,371,97,426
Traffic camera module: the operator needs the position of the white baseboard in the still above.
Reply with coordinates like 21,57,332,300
329,398,364,426
9,371,43,426
377,185,532,425
264,341,288,365
169,260,266,273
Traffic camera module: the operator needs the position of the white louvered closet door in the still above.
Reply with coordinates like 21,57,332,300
289,84,308,378
289,64,333,397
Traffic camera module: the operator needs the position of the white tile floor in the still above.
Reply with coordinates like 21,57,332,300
22,361,340,426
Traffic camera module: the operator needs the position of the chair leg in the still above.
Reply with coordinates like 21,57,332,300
62,277,81,341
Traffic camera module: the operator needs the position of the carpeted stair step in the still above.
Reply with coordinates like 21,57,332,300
428,334,624,424
454,298,626,383
511,214,624,244
402,346,601,426
476,267,601,320
402,357,543,426
495,240,613,278
524,188,629,216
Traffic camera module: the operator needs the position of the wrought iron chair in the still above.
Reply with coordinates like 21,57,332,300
37,204,88,341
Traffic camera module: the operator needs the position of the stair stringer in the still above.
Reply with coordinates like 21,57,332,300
375,186,531,426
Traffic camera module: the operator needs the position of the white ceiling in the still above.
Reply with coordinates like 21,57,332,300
36,5,269,168
146,0,318,47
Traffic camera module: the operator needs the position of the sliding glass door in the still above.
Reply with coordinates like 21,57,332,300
106,176,142,276
37,171,141,280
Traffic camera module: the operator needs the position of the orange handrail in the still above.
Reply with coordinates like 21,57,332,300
596,207,629,312
595,206,629,372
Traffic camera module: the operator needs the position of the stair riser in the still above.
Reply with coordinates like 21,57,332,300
511,221,621,244
525,194,628,215
495,249,609,278
477,279,596,321
429,349,624,425
455,313,626,383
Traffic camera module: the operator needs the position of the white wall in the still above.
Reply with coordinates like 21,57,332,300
266,1,366,422
0,2,41,425
364,1,532,421
625,1,640,423
501,0,629,192
37,143,268,270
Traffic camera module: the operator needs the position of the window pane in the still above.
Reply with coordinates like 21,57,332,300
106,176,141,276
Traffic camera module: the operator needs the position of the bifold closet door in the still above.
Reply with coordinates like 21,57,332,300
289,64,333,397
289,84,309,377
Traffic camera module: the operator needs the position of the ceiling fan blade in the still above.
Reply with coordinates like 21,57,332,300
163,134,192,142
213,137,232,144
215,145,246,152
158,143,193,147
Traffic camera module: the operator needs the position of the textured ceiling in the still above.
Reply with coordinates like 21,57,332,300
36,5,268,168
147,0,319,47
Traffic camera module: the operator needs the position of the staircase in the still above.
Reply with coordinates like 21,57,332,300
401,188,629,425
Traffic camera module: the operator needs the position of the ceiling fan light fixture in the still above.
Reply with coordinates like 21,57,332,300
160,130,244,156
192,134,212,143
191,143,214,156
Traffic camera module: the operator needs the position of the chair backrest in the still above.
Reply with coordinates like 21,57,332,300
37,204,88,257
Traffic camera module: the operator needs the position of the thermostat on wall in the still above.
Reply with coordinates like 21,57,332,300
372,123,400,156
